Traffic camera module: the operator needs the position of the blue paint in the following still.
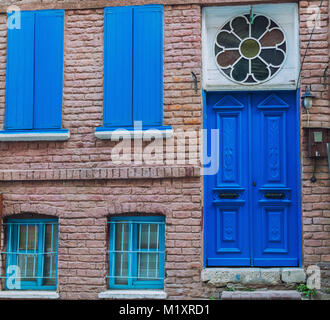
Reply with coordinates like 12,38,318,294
103,6,133,127
5,10,64,131
102,5,163,129
295,90,302,267
133,5,163,126
5,219,58,290
5,12,34,130
108,216,165,289
204,91,300,267
34,10,64,129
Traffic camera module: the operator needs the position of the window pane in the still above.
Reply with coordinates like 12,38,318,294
18,254,37,281
251,58,269,81
138,224,148,249
231,16,249,39
7,220,58,289
216,31,240,48
251,15,269,39
18,224,38,282
138,253,159,280
115,223,129,285
109,218,164,288
137,223,160,280
232,58,249,82
43,224,57,286
19,225,38,251
137,224,159,250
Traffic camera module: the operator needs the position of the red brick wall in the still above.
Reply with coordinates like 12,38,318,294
0,3,210,299
0,177,214,300
299,1,330,283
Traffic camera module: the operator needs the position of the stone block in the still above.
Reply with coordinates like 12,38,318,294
281,268,306,284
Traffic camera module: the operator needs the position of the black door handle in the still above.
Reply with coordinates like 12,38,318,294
265,193,285,199
219,193,239,199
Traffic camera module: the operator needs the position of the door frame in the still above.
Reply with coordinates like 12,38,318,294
202,89,302,267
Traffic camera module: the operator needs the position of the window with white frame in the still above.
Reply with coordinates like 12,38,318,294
108,216,165,289
202,3,299,91
2,218,58,290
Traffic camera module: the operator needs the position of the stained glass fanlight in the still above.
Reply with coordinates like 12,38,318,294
214,14,287,85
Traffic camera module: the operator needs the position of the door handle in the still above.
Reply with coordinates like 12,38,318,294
219,193,239,199
264,192,285,199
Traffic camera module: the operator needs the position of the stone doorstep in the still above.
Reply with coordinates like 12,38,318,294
201,268,307,286
221,290,302,300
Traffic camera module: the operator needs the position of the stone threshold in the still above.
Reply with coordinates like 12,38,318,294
221,290,301,300
201,268,306,286
0,166,201,182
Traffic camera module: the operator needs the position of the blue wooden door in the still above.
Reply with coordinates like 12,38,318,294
204,91,300,267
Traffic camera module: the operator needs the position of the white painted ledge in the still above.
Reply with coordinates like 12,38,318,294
95,129,173,141
0,291,59,299
98,290,167,300
0,132,70,142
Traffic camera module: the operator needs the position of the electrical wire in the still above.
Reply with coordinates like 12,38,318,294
297,0,324,89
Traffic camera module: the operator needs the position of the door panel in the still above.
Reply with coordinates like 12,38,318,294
251,91,299,266
205,92,251,266
204,90,300,267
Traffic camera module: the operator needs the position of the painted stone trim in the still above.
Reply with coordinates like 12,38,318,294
281,268,307,284
0,291,60,299
0,132,70,142
221,290,302,300
98,290,167,300
95,129,174,140
201,268,307,287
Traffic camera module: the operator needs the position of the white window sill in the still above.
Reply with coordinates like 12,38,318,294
0,291,59,299
95,129,173,141
0,131,70,142
98,290,167,300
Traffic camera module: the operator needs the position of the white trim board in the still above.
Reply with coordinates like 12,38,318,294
98,290,167,300
0,132,70,142
95,129,173,141
0,291,60,299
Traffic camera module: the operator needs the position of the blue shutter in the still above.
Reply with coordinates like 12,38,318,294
103,7,133,127
133,6,163,126
34,10,64,129
5,11,34,130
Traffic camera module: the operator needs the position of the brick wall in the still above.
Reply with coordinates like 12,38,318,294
0,3,210,299
299,0,330,290
0,177,216,300
0,5,202,169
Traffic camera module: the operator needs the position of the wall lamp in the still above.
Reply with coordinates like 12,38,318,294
301,85,314,112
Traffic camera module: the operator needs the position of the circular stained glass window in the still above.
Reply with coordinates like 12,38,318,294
214,14,287,85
